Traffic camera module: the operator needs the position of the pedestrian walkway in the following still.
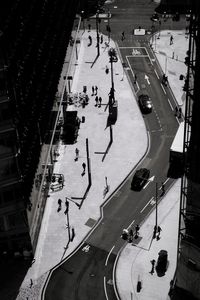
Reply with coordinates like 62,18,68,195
16,29,188,300
16,29,147,299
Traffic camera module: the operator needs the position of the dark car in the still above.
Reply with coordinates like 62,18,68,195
138,94,152,113
131,168,150,191
151,13,159,22
156,250,168,277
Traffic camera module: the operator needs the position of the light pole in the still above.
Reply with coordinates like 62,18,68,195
155,182,158,230
107,9,111,43
81,11,85,32
96,10,100,57
108,47,118,104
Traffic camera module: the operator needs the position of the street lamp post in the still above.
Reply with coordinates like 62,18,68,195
108,48,117,103
155,182,158,230
81,11,85,32
96,10,100,57
107,10,111,43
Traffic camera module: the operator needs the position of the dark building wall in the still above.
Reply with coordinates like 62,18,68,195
0,0,79,254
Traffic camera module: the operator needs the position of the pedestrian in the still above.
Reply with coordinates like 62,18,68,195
95,95,98,106
157,226,162,240
95,85,98,95
122,228,128,240
58,198,62,206
88,35,92,46
82,162,86,172
100,34,103,44
150,259,156,275
153,225,157,239
98,97,102,107
170,35,173,45
174,106,178,116
64,199,69,215
135,224,140,234
75,148,79,161
88,24,91,32
121,31,125,41
105,65,109,74
92,86,95,96
129,228,134,242
30,278,33,288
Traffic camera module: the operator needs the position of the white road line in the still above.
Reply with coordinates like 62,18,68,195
105,245,115,266
161,84,166,94
154,69,159,79
127,219,135,230
126,57,136,81
126,55,148,58
167,98,174,111
140,197,154,213
104,276,109,300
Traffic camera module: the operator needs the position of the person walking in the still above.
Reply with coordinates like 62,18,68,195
121,31,125,41
98,97,102,107
150,259,156,275
100,34,103,44
75,148,79,161
95,85,98,95
82,162,86,176
157,226,162,240
95,96,98,107
174,106,178,116
92,86,95,96
88,35,92,46
170,35,173,45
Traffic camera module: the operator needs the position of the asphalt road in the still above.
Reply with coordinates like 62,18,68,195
44,1,183,299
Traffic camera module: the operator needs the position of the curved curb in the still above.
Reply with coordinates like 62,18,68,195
113,178,178,300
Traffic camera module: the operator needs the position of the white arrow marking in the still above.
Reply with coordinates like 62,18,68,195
148,175,155,182
145,74,150,85
143,180,151,189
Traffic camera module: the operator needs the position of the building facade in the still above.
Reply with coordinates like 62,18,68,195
0,0,79,256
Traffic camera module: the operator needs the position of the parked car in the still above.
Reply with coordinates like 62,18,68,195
156,250,168,277
131,168,150,191
138,94,152,113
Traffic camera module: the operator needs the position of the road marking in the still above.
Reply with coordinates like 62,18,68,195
161,84,166,94
104,276,109,300
154,69,159,79
105,245,115,266
127,220,135,231
144,74,150,85
82,244,90,252
140,197,154,213
143,180,151,189
167,98,174,111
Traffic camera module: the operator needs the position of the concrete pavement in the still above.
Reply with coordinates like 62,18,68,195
16,28,188,300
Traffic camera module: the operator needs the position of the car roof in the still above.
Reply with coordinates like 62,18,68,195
135,168,149,175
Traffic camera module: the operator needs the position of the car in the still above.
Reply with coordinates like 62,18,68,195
151,13,159,22
138,94,152,113
155,250,168,277
131,168,150,191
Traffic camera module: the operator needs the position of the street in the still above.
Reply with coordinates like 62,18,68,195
44,1,183,299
